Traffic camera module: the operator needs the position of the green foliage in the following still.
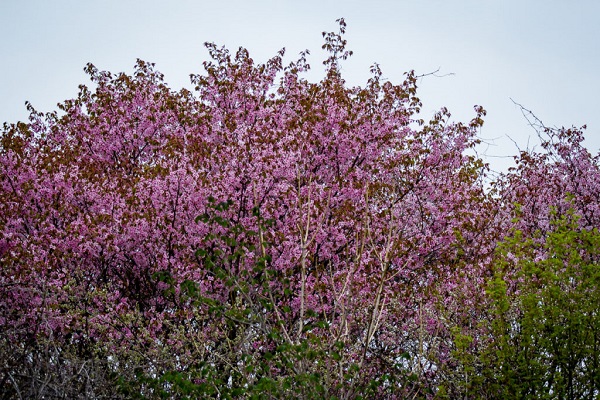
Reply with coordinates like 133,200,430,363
483,208,600,399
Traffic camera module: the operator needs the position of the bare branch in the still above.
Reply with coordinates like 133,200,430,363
416,67,456,80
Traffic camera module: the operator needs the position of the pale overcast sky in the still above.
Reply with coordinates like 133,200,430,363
1,1,598,172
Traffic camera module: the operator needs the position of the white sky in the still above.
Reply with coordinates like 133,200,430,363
1,0,599,173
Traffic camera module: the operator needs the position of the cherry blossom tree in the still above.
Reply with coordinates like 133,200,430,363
1,19,598,399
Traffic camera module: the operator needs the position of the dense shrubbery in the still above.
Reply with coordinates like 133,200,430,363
2,20,599,398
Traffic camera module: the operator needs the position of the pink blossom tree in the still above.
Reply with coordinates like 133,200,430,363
2,19,598,399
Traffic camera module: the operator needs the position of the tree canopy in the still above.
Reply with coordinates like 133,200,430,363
1,20,599,399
